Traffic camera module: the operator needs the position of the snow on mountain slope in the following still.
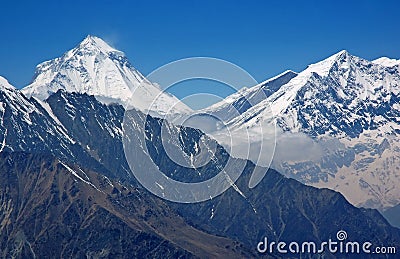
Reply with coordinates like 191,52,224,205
206,51,400,210
0,76,15,91
0,76,38,126
227,50,400,129
0,76,109,176
202,70,297,122
22,35,191,117
0,75,68,146
373,57,400,67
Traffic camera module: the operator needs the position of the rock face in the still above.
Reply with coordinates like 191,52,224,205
20,35,400,210
1,84,399,257
36,91,400,257
0,152,253,258
0,76,107,174
1,36,399,257
207,50,400,210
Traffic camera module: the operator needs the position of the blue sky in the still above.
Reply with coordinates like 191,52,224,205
0,0,399,108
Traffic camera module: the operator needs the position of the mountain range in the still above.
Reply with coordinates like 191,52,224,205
205,50,400,213
0,35,399,258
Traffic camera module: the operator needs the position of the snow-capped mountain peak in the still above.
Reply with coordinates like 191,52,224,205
305,49,349,77
0,76,16,90
259,50,354,116
22,36,191,116
0,76,35,114
206,50,400,210
57,35,126,63
167,50,352,122
79,35,121,54
372,56,400,67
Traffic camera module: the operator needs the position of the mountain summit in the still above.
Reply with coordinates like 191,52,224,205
206,50,400,210
22,35,191,116
78,35,122,54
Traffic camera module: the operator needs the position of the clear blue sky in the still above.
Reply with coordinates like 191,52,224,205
1,0,399,107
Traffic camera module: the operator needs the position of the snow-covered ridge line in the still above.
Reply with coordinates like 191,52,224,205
33,97,76,144
205,49,400,210
0,76,16,90
208,69,297,108
79,35,121,54
21,35,192,117
372,57,400,67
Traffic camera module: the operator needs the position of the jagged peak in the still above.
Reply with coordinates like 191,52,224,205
75,35,123,55
305,50,352,77
334,49,349,57
0,76,16,90
32,36,124,73
21,36,191,115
